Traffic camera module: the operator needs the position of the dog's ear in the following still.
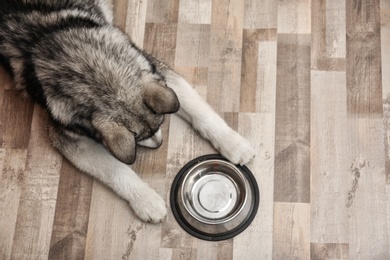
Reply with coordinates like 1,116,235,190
143,81,180,114
92,119,136,164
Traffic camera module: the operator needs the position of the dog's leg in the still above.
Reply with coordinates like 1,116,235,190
163,70,256,165
48,125,166,223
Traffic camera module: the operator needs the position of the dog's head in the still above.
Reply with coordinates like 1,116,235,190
92,73,179,164
36,27,179,165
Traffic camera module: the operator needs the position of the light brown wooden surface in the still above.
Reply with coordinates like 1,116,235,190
1,0,390,259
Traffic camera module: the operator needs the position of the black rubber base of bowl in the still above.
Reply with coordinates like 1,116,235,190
170,154,260,241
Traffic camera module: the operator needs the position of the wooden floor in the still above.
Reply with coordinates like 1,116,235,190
1,0,390,259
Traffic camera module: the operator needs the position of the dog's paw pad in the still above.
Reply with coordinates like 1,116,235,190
131,188,167,224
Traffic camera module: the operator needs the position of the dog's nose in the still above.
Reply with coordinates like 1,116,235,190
137,128,163,149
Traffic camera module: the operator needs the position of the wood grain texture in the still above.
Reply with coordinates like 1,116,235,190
10,106,62,260
146,0,179,24
311,0,346,71
234,113,275,260
48,160,93,260
0,90,34,149
273,202,310,259
113,0,129,30
1,0,390,259
206,0,244,112
381,1,390,184
243,0,278,29
274,33,311,203
178,0,211,24
175,23,210,67
143,23,178,67
311,243,349,260
240,29,277,113
346,0,382,115
310,71,349,244
0,149,26,258
277,0,311,34
124,0,148,47
240,29,261,113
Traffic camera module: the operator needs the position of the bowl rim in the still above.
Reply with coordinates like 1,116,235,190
170,154,260,241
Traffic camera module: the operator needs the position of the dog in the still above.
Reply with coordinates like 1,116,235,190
0,0,255,223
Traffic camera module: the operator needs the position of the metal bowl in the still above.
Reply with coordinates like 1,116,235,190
170,154,260,241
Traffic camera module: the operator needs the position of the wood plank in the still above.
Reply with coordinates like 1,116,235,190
124,0,148,48
159,248,172,260
10,105,62,259
255,37,277,114
346,119,389,259
387,185,390,256
0,148,5,179
277,0,311,34
206,0,244,112
381,4,390,184
84,181,137,260
175,24,210,68
0,90,34,149
178,0,212,24
325,0,346,59
346,0,382,115
310,71,349,243
172,248,197,260
217,240,234,260
0,67,13,91
196,240,219,260
240,29,259,113
345,1,389,256
113,0,128,30
274,34,311,203
0,149,26,260
143,23,178,68
122,222,163,260
273,202,310,259
146,0,180,24
310,243,349,260
233,113,274,260
240,29,277,113
48,160,93,260
174,67,208,87
382,0,390,9
243,0,278,29
311,0,346,71
0,68,7,112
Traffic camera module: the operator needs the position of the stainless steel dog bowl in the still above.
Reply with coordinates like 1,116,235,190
170,154,259,241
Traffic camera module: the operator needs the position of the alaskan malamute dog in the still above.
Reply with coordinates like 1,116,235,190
0,0,255,223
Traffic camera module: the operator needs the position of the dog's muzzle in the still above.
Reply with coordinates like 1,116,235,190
137,128,163,149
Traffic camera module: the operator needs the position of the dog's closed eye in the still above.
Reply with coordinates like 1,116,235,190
137,128,163,149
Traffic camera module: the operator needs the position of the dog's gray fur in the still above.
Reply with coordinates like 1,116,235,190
0,0,255,223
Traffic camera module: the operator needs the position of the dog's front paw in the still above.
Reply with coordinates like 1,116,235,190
130,187,167,224
216,130,255,165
